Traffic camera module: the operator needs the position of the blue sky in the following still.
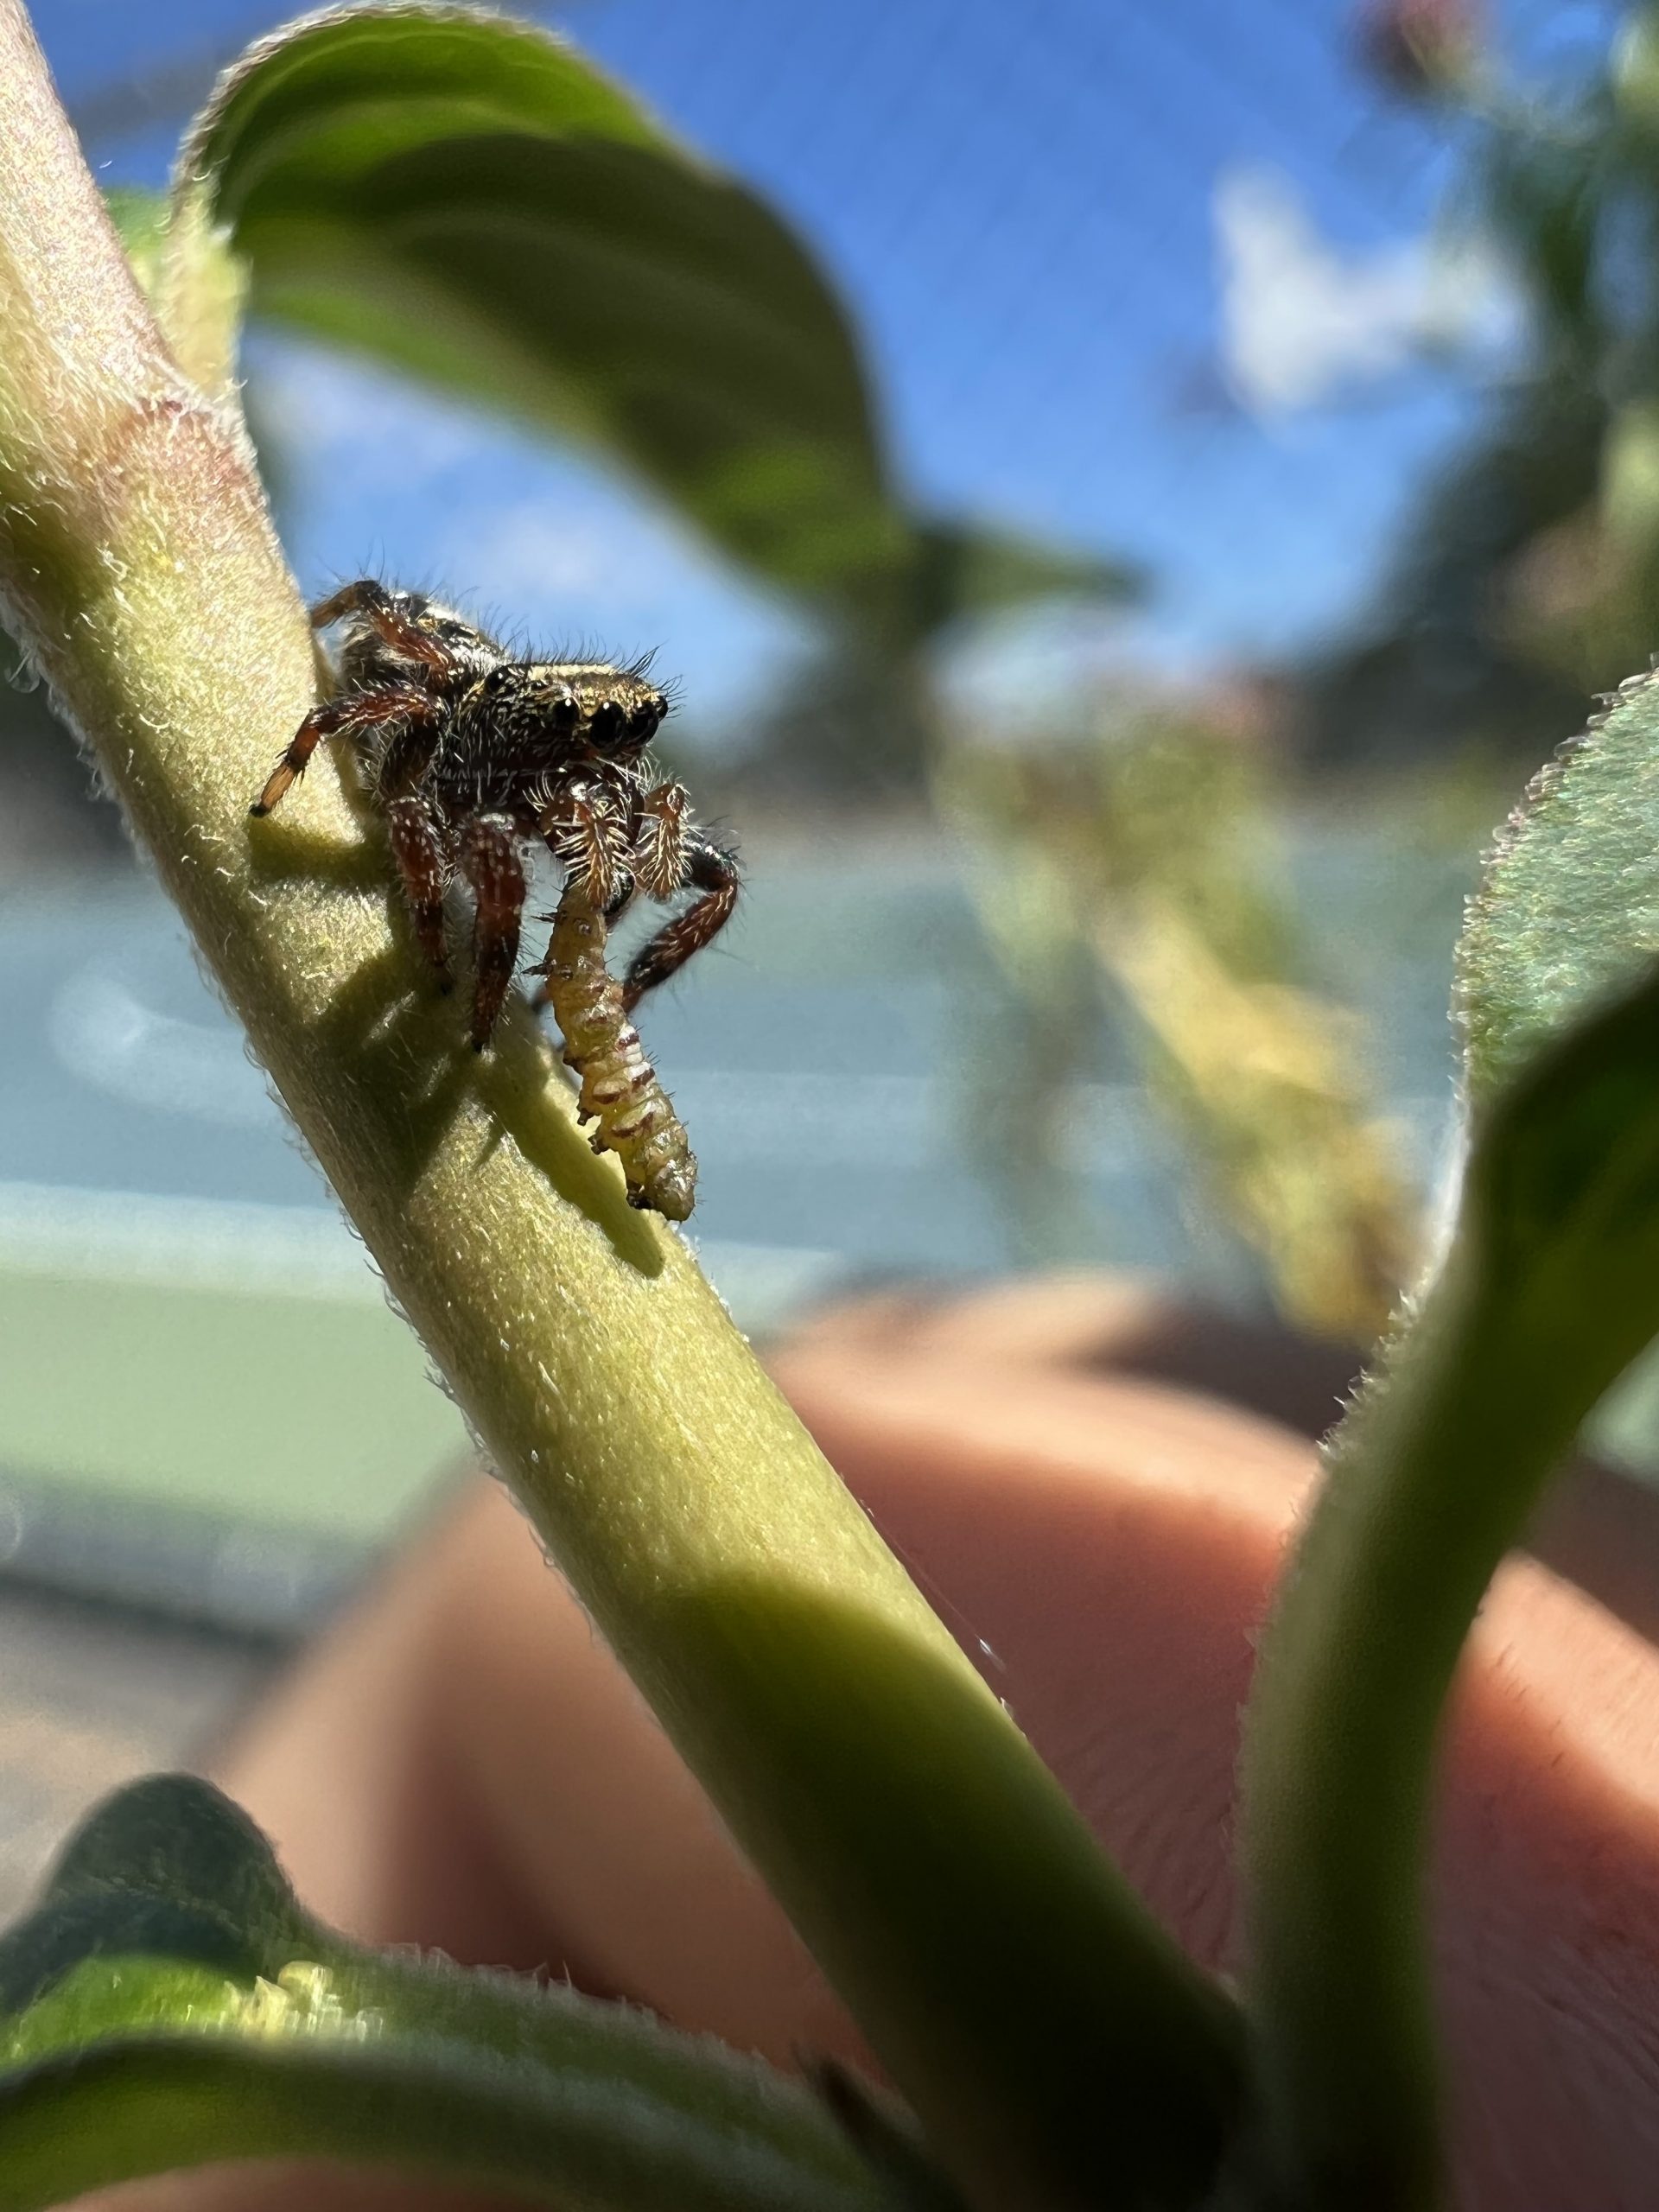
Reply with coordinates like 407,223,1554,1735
30,0,1631,749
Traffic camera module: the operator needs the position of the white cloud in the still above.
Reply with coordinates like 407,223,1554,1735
1214,164,1524,416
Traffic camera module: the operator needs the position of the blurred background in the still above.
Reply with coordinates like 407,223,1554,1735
7,0,1659,1904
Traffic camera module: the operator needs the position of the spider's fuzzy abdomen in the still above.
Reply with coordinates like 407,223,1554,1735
334,590,500,696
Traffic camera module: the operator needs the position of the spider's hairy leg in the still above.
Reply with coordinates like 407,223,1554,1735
385,797,454,989
309,577,452,675
250,683,434,817
634,779,690,899
458,813,527,1052
622,835,740,1011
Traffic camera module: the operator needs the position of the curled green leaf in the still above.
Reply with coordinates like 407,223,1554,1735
0,1776,893,2212
172,0,904,598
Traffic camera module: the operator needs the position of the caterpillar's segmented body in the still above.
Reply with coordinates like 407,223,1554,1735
539,884,697,1221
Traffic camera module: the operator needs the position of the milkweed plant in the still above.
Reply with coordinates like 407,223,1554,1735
5,4,1659,2209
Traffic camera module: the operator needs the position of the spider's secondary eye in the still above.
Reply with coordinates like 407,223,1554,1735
483,666,514,694
631,701,663,739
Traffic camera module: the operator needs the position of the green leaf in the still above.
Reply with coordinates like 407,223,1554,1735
1239,671,1659,2209
1459,664,1659,1105
0,1774,896,2212
173,1,906,601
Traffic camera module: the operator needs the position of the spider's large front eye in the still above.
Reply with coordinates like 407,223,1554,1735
590,700,626,747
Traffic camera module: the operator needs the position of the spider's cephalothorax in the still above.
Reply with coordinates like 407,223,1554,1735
250,582,740,1079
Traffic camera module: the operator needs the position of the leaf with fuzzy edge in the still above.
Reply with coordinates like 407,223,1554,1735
170,0,906,604
1239,663,1659,2210
0,1773,899,2212
1459,661,1659,1106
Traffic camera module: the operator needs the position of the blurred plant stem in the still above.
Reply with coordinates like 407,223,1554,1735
1107,893,1414,1342
937,711,1418,1344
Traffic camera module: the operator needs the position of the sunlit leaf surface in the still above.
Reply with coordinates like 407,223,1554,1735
176,2,906,603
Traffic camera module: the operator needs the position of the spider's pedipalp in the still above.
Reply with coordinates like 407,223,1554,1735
542,785,632,910
634,779,690,899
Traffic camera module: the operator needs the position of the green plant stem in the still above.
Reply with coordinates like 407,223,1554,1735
1240,958,1659,2210
0,8,1243,2206
1236,1254,1547,2212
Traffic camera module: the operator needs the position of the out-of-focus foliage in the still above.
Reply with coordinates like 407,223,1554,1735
745,519,1144,794
941,701,1417,1343
1300,1,1659,772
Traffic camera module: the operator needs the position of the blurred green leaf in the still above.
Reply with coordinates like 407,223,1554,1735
175,2,906,601
906,518,1145,639
1242,669,1659,2207
1614,3,1659,149
0,1774,895,2212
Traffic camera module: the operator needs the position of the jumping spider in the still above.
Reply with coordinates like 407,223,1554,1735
250,581,740,1056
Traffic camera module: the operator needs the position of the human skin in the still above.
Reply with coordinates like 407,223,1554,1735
76,1275,1659,2211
